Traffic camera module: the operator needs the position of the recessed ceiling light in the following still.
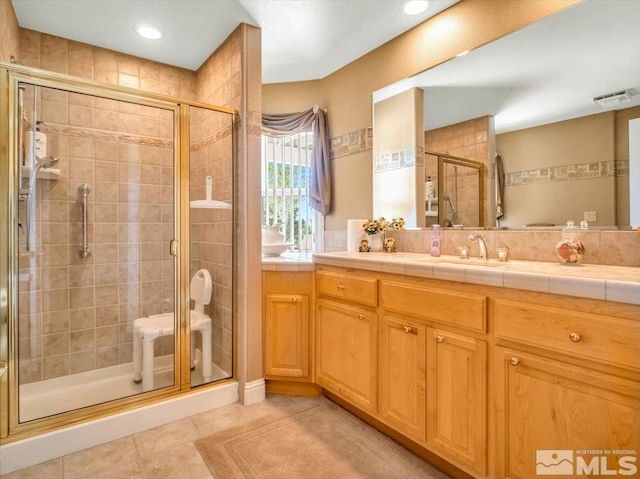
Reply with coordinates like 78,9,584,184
403,0,429,15
135,24,163,40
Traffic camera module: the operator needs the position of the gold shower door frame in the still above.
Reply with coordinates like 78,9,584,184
0,63,237,442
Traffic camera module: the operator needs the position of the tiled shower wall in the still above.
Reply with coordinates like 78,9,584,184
19,30,196,100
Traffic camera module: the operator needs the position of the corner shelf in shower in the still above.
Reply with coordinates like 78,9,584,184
21,165,61,180
425,197,438,217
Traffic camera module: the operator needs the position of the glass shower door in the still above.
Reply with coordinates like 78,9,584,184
188,105,234,388
15,82,178,422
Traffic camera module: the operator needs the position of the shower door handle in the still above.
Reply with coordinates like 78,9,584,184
169,239,178,257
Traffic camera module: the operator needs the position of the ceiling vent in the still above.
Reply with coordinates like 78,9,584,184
593,90,635,107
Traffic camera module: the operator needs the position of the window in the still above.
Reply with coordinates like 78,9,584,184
261,131,322,252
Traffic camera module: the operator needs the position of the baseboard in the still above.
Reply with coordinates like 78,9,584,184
0,381,239,475
266,379,322,397
242,378,266,405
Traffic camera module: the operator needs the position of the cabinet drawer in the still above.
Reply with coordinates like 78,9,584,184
495,299,640,371
316,271,377,307
380,281,486,332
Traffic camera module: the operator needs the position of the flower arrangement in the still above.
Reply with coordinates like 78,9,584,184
362,217,405,235
363,217,388,235
388,217,406,230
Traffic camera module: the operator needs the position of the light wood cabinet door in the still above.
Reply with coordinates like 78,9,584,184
427,327,487,476
379,315,426,441
264,294,310,379
494,347,640,479
316,299,377,413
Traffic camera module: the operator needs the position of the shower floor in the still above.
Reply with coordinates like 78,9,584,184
19,355,229,422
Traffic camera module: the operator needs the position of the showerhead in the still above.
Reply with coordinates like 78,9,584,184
28,156,59,189
35,156,59,169
443,194,456,212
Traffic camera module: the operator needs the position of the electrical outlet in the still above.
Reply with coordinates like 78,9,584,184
584,211,597,222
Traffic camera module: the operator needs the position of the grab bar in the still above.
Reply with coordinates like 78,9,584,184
78,184,91,259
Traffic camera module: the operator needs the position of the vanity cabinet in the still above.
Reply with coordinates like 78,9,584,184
492,299,640,479
380,279,488,476
379,314,426,441
426,327,486,476
315,270,379,413
494,348,640,479
265,262,640,479
264,293,310,379
262,272,315,389
316,299,378,413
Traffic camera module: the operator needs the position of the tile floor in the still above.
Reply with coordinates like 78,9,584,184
0,394,448,479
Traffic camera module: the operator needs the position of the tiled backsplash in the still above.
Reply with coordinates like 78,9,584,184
326,228,640,267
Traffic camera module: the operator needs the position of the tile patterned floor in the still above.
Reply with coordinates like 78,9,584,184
1,394,448,479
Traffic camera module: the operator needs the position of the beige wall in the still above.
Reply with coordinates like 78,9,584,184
496,112,618,227
615,106,640,225
373,88,425,226
0,0,19,63
262,0,578,233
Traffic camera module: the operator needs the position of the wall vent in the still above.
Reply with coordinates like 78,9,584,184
593,90,635,107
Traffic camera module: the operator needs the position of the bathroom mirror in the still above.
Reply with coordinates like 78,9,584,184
373,0,640,229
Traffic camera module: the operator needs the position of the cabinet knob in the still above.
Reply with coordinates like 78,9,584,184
436,335,444,343
291,297,298,303
358,313,366,320
569,332,581,342
337,284,345,290
510,357,520,366
403,325,412,333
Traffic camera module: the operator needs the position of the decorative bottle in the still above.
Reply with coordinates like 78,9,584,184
555,220,585,265
430,224,441,257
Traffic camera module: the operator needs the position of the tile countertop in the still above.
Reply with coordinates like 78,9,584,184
261,252,315,272
312,251,640,305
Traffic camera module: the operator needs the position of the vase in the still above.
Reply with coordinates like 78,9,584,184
368,233,384,252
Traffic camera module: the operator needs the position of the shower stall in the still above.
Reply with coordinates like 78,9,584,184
0,63,236,439
424,151,484,227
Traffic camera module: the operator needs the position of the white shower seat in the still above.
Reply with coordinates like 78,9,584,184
132,269,213,392
132,311,212,392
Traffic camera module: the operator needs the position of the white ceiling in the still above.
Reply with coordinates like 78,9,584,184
11,0,458,84
374,0,640,134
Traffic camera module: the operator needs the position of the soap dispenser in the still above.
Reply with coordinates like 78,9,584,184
25,120,46,164
555,220,585,265
425,176,435,200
